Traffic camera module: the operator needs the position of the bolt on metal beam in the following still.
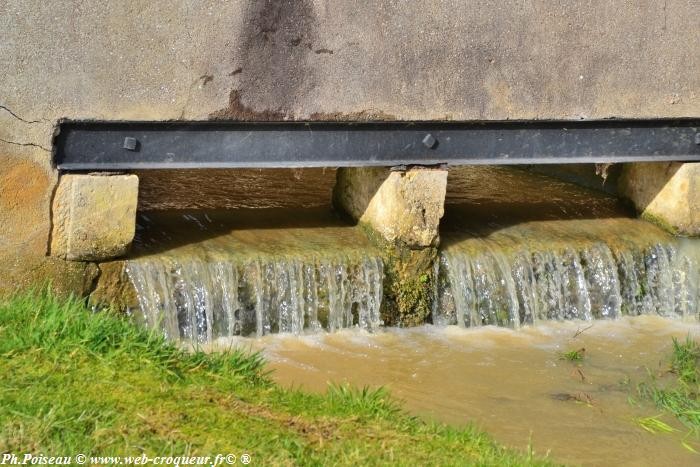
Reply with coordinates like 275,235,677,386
54,119,700,170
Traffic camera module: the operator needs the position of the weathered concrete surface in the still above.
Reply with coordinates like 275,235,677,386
1,0,698,296
334,167,447,247
0,250,98,299
618,162,700,236
0,148,63,297
0,151,54,256
2,1,698,125
51,174,139,261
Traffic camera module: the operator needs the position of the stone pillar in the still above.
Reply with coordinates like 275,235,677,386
50,173,139,261
618,162,699,236
334,166,447,247
333,166,448,326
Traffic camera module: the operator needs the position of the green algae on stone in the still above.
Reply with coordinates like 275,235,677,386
382,246,437,326
641,210,680,236
89,261,140,311
355,221,439,327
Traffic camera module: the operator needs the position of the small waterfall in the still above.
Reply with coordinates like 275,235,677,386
123,166,699,341
435,239,700,327
127,255,384,342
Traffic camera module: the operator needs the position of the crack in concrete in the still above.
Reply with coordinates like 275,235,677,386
0,138,50,152
0,105,43,124
179,74,214,119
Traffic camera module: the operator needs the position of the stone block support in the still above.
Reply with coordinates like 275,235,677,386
333,166,448,326
50,174,139,261
618,162,699,236
333,166,448,248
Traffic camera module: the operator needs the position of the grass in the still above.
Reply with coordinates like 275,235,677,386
636,415,677,434
636,335,700,452
639,387,700,433
670,336,700,385
559,348,585,362
0,289,552,466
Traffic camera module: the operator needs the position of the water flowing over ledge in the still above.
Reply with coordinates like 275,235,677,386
435,238,700,327
124,208,384,342
435,166,700,327
127,256,383,342
121,167,700,343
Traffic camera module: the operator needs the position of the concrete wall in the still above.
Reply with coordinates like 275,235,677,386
1,0,698,292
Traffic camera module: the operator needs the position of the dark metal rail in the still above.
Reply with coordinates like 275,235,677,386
54,120,700,170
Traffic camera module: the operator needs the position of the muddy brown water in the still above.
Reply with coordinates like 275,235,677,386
214,317,700,467
135,168,337,211
131,166,700,465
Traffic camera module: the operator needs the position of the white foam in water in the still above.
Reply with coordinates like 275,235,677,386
128,236,700,342
127,255,384,343
435,239,700,327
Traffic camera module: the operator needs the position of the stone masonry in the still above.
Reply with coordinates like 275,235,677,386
50,174,139,261
618,162,700,236
333,167,448,248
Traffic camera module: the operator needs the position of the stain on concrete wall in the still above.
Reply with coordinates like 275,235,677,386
0,0,698,294
210,0,318,120
0,153,54,253
2,0,697,123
